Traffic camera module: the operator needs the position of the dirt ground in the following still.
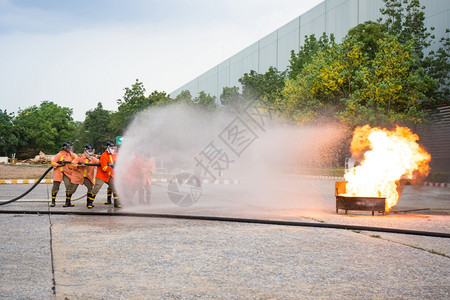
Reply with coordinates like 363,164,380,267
0,164,53,179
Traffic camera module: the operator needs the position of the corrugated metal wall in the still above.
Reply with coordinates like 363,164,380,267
419,105,450,172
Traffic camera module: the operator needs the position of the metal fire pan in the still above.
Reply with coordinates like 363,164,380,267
336,195,386,216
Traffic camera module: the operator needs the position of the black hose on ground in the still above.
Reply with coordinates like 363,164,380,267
0,166,53,206
0,209,449,238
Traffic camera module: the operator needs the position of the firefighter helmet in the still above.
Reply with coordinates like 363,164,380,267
61,141,72,152
106,141,116,154
84,144,95,158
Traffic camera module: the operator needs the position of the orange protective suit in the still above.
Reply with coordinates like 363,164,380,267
96,151,117,183
51,150,76,182
124,153,155,185
140,155,155,186
71,154,99,185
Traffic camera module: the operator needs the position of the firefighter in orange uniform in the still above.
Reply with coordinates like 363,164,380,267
50,141,76,207
137,152,155,204
122,151,155,205
90,141,121,208
71,144,99,208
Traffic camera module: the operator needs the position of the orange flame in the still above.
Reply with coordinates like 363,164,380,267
344,125,431,212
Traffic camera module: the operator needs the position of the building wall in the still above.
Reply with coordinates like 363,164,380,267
418,105,450,173
171,0,449,101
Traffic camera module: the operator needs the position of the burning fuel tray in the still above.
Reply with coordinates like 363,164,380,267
335,195,385,215
335,182,385,216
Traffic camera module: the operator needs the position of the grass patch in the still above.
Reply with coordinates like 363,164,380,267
370,234,381,238
352,230,361,233
407,244,449,258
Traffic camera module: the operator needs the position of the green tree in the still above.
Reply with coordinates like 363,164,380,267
279,23,437,127
239,66,286,106
277,33,342,124
288,33,335,80
0,109,18,156
13,101,76,157
192,91,217,112
110,79,155,135
339,33,431,127
278,0,450,128
220,86,243,113
77,102,114,152
421,30,450,108
379,0,449,107
173,90,192,104
379,0,432,59
149,90,173,106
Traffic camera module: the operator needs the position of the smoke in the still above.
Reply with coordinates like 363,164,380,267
115,102,347,215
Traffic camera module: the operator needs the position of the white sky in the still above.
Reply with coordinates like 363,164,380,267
0,0,323,121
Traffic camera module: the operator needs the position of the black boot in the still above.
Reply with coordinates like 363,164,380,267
63,192,74,207
105,190,112,205
50,192,57,207
113,193,121,208
86,193,95,209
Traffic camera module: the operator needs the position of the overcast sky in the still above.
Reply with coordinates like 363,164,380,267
0,0,323,121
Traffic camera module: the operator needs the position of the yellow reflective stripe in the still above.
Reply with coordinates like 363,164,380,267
83,158,88,177
59,155,64,172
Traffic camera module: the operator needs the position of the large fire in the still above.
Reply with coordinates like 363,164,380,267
343,125,431,212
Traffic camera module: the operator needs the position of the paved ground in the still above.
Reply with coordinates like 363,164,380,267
0,178,449,299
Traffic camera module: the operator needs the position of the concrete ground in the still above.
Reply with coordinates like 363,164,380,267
0,177,449,299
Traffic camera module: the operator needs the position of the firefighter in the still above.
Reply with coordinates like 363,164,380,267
121,150,154,205
50,141,76,207
71,144,99,208
90,141,121,208
137,152,155,204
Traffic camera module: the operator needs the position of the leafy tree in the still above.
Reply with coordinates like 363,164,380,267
345,21,387,61
379,0,432,59
220,86,243,113
0,109,18,156
192,91,217,112
279,23,437,127
278,0,448,127
339,34,432,127
288,33,335,80
422,30,450,107
379,0,449,107
13,101,76,157
277,33,343,124
149,90,173,106
117,79,147,107
76,102,114,152
238,66,286,106
110,79,156,135
173,90,192,104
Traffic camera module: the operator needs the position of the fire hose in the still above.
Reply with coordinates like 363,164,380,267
0,209,448,238
0,161,107,206
0,166,53,206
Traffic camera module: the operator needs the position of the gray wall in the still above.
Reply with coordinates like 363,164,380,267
171,0,450,101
